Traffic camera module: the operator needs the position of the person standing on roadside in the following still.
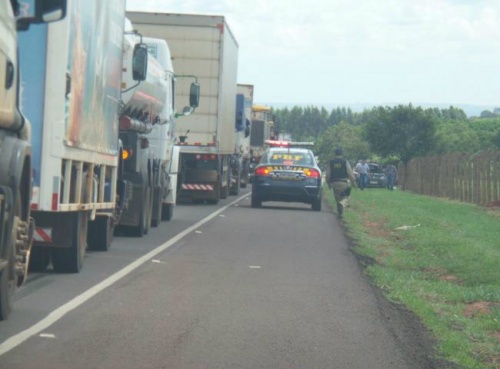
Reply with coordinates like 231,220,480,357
355,159,370,190
385,163,398,190
326,148,357,218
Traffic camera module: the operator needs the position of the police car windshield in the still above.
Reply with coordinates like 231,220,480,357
262,149,315,166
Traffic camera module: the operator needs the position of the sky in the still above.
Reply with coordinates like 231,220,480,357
126,0,500,110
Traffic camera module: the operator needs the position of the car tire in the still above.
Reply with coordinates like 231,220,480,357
312,197,322,211
251,196,262,208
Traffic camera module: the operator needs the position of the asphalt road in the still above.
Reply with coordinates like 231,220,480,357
0,189,439,369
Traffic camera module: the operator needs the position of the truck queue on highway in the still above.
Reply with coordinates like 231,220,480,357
0,0,277,320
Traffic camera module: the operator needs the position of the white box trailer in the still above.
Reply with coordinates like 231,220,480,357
0,0,67,320
127,12,238,203
236,84,254,188
20,0,126,273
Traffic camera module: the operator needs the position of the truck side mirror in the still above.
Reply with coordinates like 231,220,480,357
39,0,67,22
17,0,67,30
189,82,200,108
132,44,148,82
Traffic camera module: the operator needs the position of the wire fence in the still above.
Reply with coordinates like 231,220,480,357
398,151,500,206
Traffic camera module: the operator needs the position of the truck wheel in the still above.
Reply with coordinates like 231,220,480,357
29,247,51,272
161,203,174,221
207,180,220,204
52,211,88,273
151,187,162,227
145,185,153,234
219,174,229,199
229,179,240,196
132,185,151,237
0,221,17,321
87,216,113,252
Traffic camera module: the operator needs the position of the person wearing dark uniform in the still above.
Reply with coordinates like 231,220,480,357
326,148,357,218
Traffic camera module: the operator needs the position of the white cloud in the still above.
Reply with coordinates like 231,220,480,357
126,0,500,106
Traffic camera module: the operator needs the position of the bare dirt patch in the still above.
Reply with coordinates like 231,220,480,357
463,302,500,318
363,220,392,238
439,274,463,285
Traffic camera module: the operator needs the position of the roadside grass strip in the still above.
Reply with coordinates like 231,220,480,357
324,188,500,369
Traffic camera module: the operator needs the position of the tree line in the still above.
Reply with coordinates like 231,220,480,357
271,104,500,172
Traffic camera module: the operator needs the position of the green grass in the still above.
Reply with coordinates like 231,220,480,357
324,187,500,369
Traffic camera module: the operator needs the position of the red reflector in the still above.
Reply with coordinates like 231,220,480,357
52,193,58,210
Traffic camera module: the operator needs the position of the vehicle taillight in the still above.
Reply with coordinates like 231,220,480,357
122,149,133,160
254,166,271,176
303,168,321,178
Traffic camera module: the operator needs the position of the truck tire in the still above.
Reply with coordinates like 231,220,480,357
220,185,229,199
220,174,229,199
52,211,88,273
87,216,113,252
0,219,17,321
161,203,174,221
29,247,51,272
207,180,220,205
229,178,240,196
151,187,161,227
0,242,15,321
132,185,151,237
145,184,153,234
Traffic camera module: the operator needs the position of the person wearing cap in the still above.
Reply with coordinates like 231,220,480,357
326,148,357,218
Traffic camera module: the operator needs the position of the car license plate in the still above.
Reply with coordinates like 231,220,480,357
275,172,299,180
277,175,296,180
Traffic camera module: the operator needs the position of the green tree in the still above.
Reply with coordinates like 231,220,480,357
316,122,370,170
480,110,495,119
364,104,437,188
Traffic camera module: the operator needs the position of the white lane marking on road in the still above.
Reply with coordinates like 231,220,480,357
249,266,261,269
38,334,56,339
195,230,202,234
0,193,249,356
219,214,225,217
151,259,166,264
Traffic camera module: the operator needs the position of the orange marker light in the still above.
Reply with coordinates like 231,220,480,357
122,149,131,160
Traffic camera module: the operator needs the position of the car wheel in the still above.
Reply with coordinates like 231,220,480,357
312,197,321,211
251,196,261,208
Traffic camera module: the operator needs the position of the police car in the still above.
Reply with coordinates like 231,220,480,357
251,141,322,211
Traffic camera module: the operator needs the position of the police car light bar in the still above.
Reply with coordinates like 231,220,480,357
265,140,315,148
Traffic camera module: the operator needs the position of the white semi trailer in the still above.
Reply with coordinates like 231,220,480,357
127,12,238,204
